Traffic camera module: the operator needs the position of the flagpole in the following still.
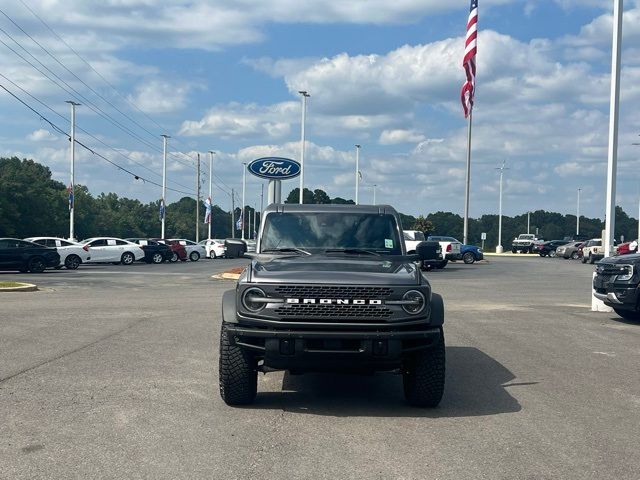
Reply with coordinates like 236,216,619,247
463,109,472,245
208,150,214,240
161,134,169,238
242,163,246,241
66,100,80,240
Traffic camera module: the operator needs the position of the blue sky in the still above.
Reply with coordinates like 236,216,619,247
1,0,639,218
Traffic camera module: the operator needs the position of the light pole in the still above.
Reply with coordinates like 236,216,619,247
577,188,581,236
496,160,508,253
195,153,200,243
66,100,80,240
208,151,215,240
161,134,169,238
355,144,361,205
242,162,247,240
527,211,530,235
298,90,310,204
373,184,377,204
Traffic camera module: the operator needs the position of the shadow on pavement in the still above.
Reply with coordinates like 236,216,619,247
253,346,522,418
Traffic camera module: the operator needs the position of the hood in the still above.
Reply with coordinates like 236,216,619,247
249,254,420,285
598,253,640,265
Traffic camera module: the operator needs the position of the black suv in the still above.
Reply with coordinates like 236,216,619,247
593,254,640,321
218,204,445,407
0,238,60,273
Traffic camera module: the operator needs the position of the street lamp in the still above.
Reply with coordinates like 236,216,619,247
66,100,80,241
496,160,508,254
577,188,582,236
242,162,247,240
298,90,310,204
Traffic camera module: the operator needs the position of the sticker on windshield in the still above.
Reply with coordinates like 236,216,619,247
385,239,394,249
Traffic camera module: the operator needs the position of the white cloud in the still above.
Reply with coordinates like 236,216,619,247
379,129,425,145
127,80,191,114
27,128,58,142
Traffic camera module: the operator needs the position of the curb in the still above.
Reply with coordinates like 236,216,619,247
484,253,539,257
0,282,38,292
211,273,241,281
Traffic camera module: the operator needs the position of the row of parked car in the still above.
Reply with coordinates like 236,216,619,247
533,238,637,263
0,236,237,273
403,230,484,269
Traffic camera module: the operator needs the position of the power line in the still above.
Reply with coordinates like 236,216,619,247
0,83,195,196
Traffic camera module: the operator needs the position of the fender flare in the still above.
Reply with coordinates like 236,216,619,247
222,289,238,324
429,292,444,326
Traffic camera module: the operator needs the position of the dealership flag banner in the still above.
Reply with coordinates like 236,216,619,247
236,210,243,231
204,196,212,224
461,0,477,117
67,184,74,211
159,199,165,221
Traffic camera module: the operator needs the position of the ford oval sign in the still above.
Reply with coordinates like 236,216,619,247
247,157,301,180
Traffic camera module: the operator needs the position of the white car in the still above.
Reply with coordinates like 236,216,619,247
80,237,145,265
198,238,226,259
25,236,90,270
169,239,206,262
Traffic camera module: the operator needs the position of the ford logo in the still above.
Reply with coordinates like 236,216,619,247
247,157,301,180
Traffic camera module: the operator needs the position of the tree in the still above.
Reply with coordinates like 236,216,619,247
413,215,434,235
285,187,314,204
313,189,331,204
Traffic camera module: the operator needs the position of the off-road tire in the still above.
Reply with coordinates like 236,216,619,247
65,254,81,270
613,308,640,321
462,252,475,264
403,329,445,407
219,322,257,405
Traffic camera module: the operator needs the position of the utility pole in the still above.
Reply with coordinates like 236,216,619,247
527,211,530,235
161,134,169,238
577,188,582,236
355,144,361,205
373,184,377,204
208,150,214,240
231,190,236,239
242,163,247,240
496,160,508,253
195,153,200,242
299,90,310,204
66,100,80,240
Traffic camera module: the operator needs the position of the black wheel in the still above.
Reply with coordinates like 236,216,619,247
169,252,178,263
189,251,200,262
65,254,81,270
28,256,46,273
219,322,257,405
151,252,164,264
571,251,579,260
403,328,446,407
462,252,476,264
511,248,517,254
588,253,595,264
121,252,135,265
613,308,640,321
54,265,63,270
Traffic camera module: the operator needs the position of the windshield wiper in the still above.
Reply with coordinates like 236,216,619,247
325,248,382,256
262,247,312,255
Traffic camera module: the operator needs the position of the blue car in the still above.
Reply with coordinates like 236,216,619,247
461,244,483,264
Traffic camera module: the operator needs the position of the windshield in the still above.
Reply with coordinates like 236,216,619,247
260,212,403,255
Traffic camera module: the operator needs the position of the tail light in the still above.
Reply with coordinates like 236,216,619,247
447,244,452,252
83,245,89,251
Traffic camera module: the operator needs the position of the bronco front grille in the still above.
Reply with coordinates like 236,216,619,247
274,285,393,299
274,303,393,320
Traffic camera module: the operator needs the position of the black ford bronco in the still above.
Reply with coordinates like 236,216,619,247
218,204,445,407
593,253,640,321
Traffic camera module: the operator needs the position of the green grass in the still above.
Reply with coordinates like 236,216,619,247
0,281,27,288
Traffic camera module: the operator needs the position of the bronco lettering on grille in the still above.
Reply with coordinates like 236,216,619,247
286,298,383,305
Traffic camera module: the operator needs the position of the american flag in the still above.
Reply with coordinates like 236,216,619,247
159,199,165,221
204,196,212,224
236,211,243,231
461,0,478,118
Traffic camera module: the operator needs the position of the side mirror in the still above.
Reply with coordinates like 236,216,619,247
416,241,442,261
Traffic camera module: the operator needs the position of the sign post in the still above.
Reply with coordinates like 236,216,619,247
481,232,486,250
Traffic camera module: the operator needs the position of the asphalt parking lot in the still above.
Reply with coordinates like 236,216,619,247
1,256,639,479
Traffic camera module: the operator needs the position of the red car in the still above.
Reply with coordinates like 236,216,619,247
617,240,638,256
152,238,188,262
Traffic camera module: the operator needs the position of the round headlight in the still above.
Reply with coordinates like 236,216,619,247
402,290,426,315
242,287,267,312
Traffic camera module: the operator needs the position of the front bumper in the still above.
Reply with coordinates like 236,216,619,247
593,276,639,310
225,324,441,371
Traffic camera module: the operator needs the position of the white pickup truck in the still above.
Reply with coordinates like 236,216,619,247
582,238,618,264
403,230,447,270
511,234,543,254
